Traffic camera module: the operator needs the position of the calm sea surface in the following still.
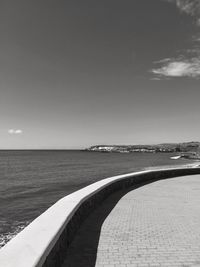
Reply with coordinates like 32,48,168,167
0,150,193,247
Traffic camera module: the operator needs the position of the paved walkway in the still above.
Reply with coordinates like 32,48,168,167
62,175,200,267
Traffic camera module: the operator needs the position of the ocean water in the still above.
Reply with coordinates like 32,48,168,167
0,150,192,248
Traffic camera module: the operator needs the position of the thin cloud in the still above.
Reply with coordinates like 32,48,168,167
165,0,200,26
152,58,200,78
154,58,172,64
151,1,200,79
150,77,162,80
151,34,200,78
8,129,23,134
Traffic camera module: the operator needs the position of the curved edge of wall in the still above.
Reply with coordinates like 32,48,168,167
0,165,200,267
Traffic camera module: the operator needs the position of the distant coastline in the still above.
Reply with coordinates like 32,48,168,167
86,142,200,159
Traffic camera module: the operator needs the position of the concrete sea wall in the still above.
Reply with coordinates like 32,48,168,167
0,166,200,267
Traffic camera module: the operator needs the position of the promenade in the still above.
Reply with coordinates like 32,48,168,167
62,174,200,267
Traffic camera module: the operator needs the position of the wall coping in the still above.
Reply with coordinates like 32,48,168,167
0,164,199,267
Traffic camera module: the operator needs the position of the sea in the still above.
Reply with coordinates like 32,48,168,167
0,150,194,248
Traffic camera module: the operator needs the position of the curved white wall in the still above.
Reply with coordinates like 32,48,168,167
0,165,199,267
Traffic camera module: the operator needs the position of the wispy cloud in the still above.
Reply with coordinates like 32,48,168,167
165,0,200,26
151,35,200,78
8,129,23,134
152,58,200,78
151,1,200,79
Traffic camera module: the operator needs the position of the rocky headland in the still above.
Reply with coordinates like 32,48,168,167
85,142,200,159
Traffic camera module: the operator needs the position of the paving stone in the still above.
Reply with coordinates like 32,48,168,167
95,175,200,267
62,175,200,267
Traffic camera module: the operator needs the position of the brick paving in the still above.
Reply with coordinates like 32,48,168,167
95,175,200,267
62,175,200,267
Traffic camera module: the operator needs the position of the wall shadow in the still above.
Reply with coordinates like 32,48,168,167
61,179,159,267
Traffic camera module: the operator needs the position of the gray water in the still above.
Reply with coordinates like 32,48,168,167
0,150,192,247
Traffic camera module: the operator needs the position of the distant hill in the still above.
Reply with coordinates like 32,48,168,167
86,142,200,154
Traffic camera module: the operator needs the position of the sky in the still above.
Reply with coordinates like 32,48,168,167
0,0,200,149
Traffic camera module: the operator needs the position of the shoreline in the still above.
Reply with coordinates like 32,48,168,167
1,165,200,266
0,151,198,249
